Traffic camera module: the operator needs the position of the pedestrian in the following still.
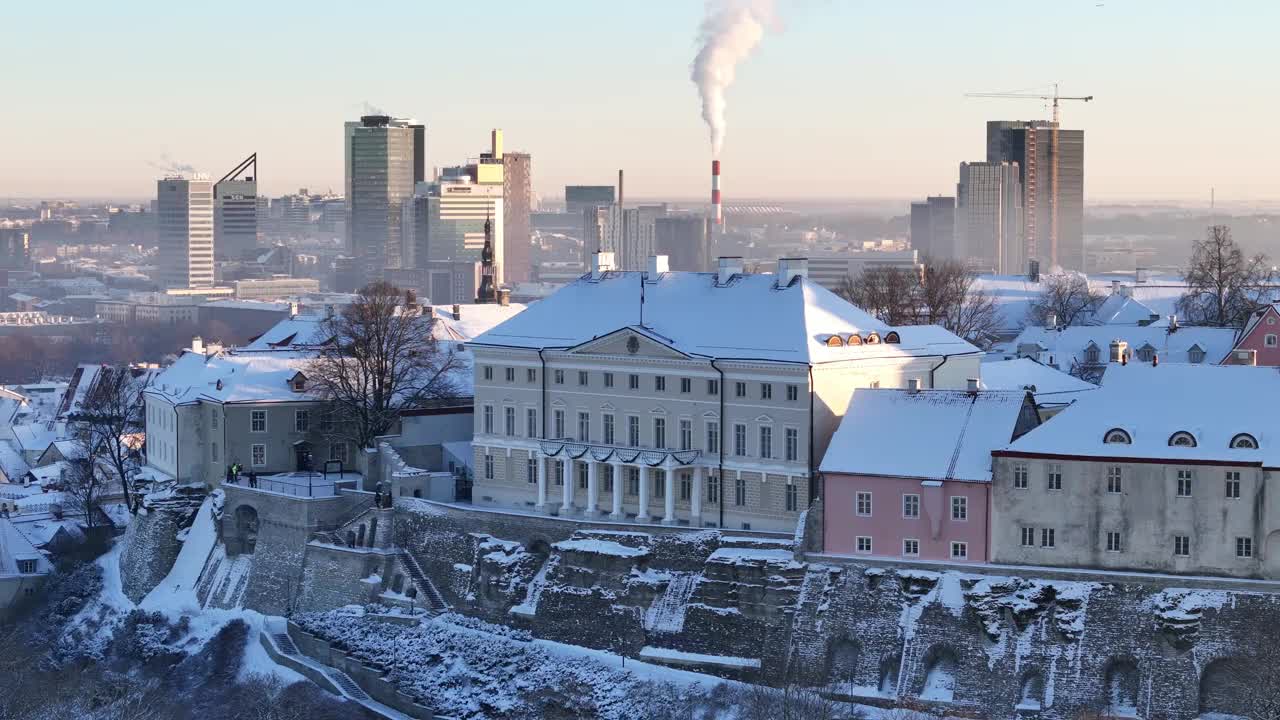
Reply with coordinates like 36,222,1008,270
249,471,257,489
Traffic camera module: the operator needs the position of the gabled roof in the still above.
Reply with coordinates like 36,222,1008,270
820,388,1034,482
146,351,318,405
1234,303,1280,349
1012,325,1236,369
472,271,978,364
1001,362,1280,466
979,358,1097,400
1089,293,1161,326
241,303,525,352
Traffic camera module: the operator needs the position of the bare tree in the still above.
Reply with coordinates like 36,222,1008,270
919,259,1000,348
307,282,466,451
1177,224,1276,328
61,431,107,530
67,365,149,513
1027,273,1103,327
840,266,919,326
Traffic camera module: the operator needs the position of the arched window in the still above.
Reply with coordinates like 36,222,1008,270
847,334,863,346
865,332,881,345
1168,432,1197,448
825,335,844,347
884,331,901,344
1104,428,1132,445
1231,433,1259,449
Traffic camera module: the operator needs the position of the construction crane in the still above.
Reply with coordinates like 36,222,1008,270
965,84,1093,268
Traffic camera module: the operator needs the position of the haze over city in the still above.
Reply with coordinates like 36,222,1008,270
4,0,1279,203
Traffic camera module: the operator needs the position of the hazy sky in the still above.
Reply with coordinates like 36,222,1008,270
2,1,1276,204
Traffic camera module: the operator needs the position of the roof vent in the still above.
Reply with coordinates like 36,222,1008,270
1109,339,1128,363
591,251,616,280
452,304,461,319
191,336,203,354
907,378,922,392
776,257,808,287
646,254,669,278
717,256,744,286
966,378,979,393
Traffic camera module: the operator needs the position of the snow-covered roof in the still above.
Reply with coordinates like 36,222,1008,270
1012,325,1236,369
1237,303,1280,345
1001,362,1280,467
1089,293,1161,326
820,388,1034,482
0,518,51,575
0,441,29,482
12,421,64,457
146,351,317,406
472,270,979,364
241,303,525,352
979,359,1097,400
974,274,1046,333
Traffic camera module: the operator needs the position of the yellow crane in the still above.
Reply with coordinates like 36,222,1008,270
965,84,1093,267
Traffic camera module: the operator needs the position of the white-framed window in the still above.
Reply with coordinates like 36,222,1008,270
526,457,537,484
655,376,666,392
951,496,968,521
654,417,667,449
554,369,565,384
578,462,589,490
1237,537,1254,558
526,408,538,437
706,474,720,504
1107,466,1123,493
785,428,799,462
902,538,920,557
1020,527,1035,547
856,536,873,554
603,413,615,445
553,409,565,439
251,410,267,433
628,416,640,447
527,368,537,383
554,460,565,486
604,373,615,388
578,370,588,386
786,384,799,402
1040,528,1056,548
329,442,348,464
603,464,614,493
578,412,590,442
1106,531,1123,552
1176,469,1194,497
505,407,517,436
629,374,640,390
626,467,640,496
855,491,872,516
679,419,692,451
760,383,772,400
211,442,218,461
785,482,798,512
1174,535,1190,557
1047,463,1063,491
1266,334,1278,348
733,424,747,456
1169,431,1197,447
707,379,719,395
1226,471,1241,499
211,412,218,430
482,366,493,381
680,472,692,501
1013,462,1028,489
759,426,772,459
482,405,494,434
251,444,266,467
734,475,746,506
902,493,920,519
706,421,720,453
950,542,968,560
1231,433,1259,449
735,381,747,398
1104,428,1132,445
484,453,494,480
295,409,309,433
504,367,515,382
680,378,692,393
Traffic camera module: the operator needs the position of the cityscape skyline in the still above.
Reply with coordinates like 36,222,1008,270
3,1,1279,203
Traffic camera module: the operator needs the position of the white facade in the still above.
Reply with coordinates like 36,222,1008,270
157,176,215,289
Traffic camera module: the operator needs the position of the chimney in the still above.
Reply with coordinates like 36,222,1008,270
490,129,504,160
966,378,980,393
592,251,616,280
1046,312,1058,329
617,169,624,208
1109,339,1128,364
324,304,335,319
191,336,204,355
424,305,435,319
288,301,299,318
452,303,461,319
404,289,418,314
646,255,669,277
717,256,744,286
907,378,922,392
498,288,510,307
1028,259,1040,283
1152,353,1159,367
1111,280,1120,293
776,257,809,287
1168,314,1179,332
711,160,722,226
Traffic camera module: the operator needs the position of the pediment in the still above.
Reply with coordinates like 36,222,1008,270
600,402,616,411
755,414,774,423
568,327,690,360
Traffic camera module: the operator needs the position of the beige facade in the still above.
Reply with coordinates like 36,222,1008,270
991,455,1280,578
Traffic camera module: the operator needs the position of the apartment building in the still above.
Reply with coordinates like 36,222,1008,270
467,254,982,533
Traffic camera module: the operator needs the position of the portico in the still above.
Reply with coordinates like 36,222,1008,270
535,441,705,526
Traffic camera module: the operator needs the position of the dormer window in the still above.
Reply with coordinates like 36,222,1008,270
1231,433,1259,449
1168,431,1197,448
884,331,900,344
1084,342,1100,364
1136,344,1156,362
1188,345,1206,364
846,334,863,346
1103,428,1132,445
865,332,881,345
288,372,307,392
215,379,223,391
824,335,843,348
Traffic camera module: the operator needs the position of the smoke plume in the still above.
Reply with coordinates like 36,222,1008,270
690,0,774,157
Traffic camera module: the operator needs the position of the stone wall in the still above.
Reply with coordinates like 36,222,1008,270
118,485,206,603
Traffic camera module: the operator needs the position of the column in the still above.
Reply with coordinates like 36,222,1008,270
561,458,574,512
609,461,624,519
691,465,704,527
535,452,548,511
638,465,650,521
662,461,676,525
585,461,599,516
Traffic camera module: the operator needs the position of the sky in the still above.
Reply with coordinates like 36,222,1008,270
1,0,1277,205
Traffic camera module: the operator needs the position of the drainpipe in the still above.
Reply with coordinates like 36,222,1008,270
808,365,817,504
711,359,726,530
928,352,970,388
538,349,548,440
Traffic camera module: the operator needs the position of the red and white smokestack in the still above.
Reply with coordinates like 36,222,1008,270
711,160,722,225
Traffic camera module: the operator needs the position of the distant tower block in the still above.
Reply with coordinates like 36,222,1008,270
711,160,722,225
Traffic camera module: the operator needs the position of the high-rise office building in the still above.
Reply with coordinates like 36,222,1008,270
156,176,215,289
502,151,532,284
593,204,666,271
566,185,615,263
987,120,1084,271
0,228,31,271
347,115,420,285
655,215,710,272
956,161,1023,274
214,154,258,260
908,196,955,260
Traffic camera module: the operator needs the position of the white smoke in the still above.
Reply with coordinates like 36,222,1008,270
690,0,775,157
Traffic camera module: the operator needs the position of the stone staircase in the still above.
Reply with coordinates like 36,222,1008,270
272,631,301,656
397,550,448,613
325,667,371,702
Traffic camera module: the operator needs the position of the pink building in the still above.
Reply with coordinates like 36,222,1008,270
1225,303,1280,367
820,387,1040,563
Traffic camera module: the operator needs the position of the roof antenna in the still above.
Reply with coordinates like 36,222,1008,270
639,270,646,328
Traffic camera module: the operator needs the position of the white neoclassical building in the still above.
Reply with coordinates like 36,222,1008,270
466,254,982,533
